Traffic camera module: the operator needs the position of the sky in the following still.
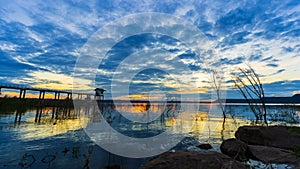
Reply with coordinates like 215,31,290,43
0,0,299,100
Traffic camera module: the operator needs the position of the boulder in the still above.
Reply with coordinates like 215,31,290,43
220,138,249,161
248,145,300,166
140,151,247,169
235,126,300,150
196,143,213,150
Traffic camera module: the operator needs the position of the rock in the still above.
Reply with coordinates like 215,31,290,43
248,145,300,166
220,138,249,161
140,151,247,169
196,143,213,150
235,126,300,150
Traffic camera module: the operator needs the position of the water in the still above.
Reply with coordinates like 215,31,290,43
0,102,299,169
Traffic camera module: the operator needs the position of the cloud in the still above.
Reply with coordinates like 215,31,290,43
248,55,262,61
266,63,279,67
225,80,300,98
0,42,18,51
0,0,299,98
27,71,93,91
263,80,300,96
260,56,273,62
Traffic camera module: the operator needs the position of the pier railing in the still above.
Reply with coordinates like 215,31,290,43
0,84,94,100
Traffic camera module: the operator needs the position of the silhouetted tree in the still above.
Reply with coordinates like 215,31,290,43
212,70,226,119
232,65,267,125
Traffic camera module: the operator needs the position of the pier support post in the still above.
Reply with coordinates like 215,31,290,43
22,90,26,99
52,107,56,119
38,91,45,100
18,89,26,99
35,107,39,122
67,93,72,100
42,91,45,100
19,89,23,99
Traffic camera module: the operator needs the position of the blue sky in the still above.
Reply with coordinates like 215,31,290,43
0,0,299,99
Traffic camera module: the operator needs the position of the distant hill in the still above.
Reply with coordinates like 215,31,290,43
222,94,300,104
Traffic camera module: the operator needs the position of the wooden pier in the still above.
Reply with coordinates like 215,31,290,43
0,84,95,100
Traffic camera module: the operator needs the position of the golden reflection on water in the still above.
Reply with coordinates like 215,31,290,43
132,103,149,112
19,108,89,140
115,103,167,113
162,111,248,143
165,117,177,127
15,104,249,144
191,116,248,143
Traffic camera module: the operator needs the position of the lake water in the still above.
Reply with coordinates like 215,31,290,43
0,102,299,169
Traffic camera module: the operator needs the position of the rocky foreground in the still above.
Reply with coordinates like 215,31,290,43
141,126,300,169
140,151,247,169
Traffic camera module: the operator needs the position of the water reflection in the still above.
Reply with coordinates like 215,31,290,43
0,102,299,168
6,102,300,143
14,107,25,124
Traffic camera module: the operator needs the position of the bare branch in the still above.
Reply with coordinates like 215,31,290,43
232,65,267,124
